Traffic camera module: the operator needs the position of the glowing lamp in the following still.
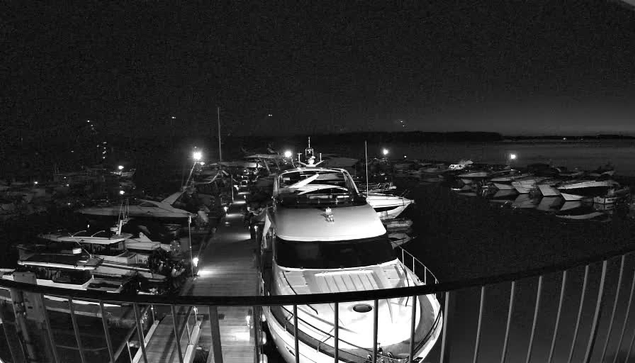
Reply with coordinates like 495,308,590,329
509,153,517,161
33,181,38,185
119,190,125,195
283,150,293,158
192,151,203,161
118,165,124,170
192,257,199,267
199,161,205,166
382,148,389,156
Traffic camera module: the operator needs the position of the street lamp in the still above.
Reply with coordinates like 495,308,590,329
382,148,389,157
185,149,204,187
283,150,293,158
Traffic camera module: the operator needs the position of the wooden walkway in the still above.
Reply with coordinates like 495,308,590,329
143,201,259,363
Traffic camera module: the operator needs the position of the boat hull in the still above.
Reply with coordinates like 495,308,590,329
264,294,442,363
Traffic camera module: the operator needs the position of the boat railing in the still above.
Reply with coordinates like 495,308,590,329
4,244,635,363
396,245,440,286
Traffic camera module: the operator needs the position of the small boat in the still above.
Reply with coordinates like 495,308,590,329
511,176,548,194
78,192,196,221
383,218,414,232
593,186,631,204
365,192,414,220
557,179,621,201
511,194,539,209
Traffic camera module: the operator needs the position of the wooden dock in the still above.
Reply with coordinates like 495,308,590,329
143,202,259,363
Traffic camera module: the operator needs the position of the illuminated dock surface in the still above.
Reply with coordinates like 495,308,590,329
144,202,259,363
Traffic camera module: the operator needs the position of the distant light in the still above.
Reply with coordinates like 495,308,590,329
563,137,567,141
509,153,517,160
118,165,124,170
192,151,203,161
199,161,205,166
87,120,90,123
192,257,199,267
33,181,38,185
404,155,407,159
382,148,389,156
268,114,273,117
223,206,229,212
70,150,74,153
283,150,293,158
119,190,125,195
171,116,176,119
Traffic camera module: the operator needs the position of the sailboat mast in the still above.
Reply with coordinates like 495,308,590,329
365,140,369,195
217,106,222,162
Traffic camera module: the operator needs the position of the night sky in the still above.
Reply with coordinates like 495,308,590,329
4,1,635,138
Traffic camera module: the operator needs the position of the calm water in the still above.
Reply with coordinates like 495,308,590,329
327,139,635,176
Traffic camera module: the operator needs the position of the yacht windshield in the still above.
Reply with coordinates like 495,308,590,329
275,235,395,269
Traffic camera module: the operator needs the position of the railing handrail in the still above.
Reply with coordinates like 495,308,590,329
2,243,635,306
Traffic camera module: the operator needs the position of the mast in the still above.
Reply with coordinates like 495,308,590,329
365,140,369,195
217,106,222,162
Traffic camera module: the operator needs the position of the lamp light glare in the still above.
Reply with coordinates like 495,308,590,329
192,257,199,267
382,148,389,156
118,165,124,170
509,153,517,161
193,151,203,161
283,150,293,158
119,190,125,195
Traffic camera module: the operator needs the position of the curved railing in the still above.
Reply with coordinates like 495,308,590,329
3,244,635,363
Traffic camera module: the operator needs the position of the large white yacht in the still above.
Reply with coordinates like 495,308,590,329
260,142,442,363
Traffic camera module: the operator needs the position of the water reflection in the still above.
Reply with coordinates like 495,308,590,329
448,182,631,223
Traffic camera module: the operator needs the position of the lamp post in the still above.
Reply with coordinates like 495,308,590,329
185,150,203,187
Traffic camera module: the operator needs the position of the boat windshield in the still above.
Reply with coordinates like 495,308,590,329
275,235,395,269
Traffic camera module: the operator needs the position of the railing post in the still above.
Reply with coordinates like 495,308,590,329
293,305,300,363
548,270,568,363
472,286,486,363
500,281,516,363
583,260,608,363
409,294,417,361
334,302,339,363
567,265,590,363
99,301,116,363
372,299,379,363
0,302,21,363
39,293,60,363
612,270,635,363
133,303,148,363
171,305,185,363
440,291,451,363
525,276,543,363
600,255,625,363
68,298,87,363
208,305,224,363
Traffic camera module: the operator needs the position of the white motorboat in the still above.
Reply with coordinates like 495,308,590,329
593,186,631,204
557,179,621,201
39,226,184,294
511,176,548,194
365,192,414,220
2,246,137,305
260,141,442,363
77,192,196,221
536,179,562,197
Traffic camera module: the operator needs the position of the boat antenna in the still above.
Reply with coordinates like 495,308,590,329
365,140,369,195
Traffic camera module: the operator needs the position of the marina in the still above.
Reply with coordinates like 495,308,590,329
3,138,635,363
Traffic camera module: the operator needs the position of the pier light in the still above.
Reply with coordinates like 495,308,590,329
119,190,125,195
192,256,199,267
33,181,38,185
283,150,293,158
509,153,517,161
382,148,389,156
192,150,203,161
118,165,124,170
199,161,205,166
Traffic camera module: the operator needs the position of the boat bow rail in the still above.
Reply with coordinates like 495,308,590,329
3,244,635,363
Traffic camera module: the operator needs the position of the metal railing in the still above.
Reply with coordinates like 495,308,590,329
3,245,635,363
